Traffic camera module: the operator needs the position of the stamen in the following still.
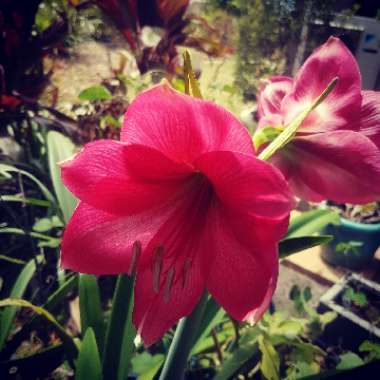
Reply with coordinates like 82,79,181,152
152,246,164,293
128,240,142,275
182,258,192,289
163,267,175,303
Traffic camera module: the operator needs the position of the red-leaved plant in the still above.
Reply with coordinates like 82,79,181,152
94,0,231,74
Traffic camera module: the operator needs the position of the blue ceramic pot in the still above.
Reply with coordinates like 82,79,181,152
321,218,380,270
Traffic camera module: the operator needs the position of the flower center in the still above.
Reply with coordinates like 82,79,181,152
148,173,214,302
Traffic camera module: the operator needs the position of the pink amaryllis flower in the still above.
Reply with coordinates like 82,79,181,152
60,84,293,345
256,37,380,204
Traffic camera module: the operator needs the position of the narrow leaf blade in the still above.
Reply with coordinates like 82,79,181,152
79,274,105,354
0,259,36,349
47,131,78,223
75,328,102,380
279,235,332,259
192,296,225,354
286,209,340,238
0,299,78,360
102,274,136,380
258,78,337,161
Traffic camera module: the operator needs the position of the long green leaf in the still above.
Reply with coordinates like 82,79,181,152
258,78,337,161
45,274,78,311
46,131,77,223
0,344,65,379
0,164,56,204
0,194,50,207
0,259,37,349
279,235,332,259
75,328,102,380
0,299,78,360
0,274,78,360
79,274,104,354
103,274,136,380
0,227,61,244
286,209,340,238
0,255,26,265
132,353,165,380
192,296,225,354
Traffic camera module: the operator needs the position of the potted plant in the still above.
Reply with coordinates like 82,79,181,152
318,273,380,352
320,202,380,270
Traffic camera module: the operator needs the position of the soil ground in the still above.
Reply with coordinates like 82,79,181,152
274,264,329,312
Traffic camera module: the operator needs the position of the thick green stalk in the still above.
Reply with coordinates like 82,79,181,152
257,77,338,161
159,292,209,380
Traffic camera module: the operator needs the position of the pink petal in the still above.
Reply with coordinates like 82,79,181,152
282,37,362,132
257,76,293,119
195,151,292,229
271,131,380,204
205,203,279,323
121,83,254,163
133,251,205,346
132,175,212,345
194,151,292,321
61,140,192,215
133,151,292,344
61,198,189,274
257,114,284,130
359,91,380,149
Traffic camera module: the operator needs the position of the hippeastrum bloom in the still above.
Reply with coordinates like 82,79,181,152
60,84,293,345
358,91,380,150
255,37,380,204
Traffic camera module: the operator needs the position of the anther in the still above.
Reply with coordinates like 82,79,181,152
128,240,142,275
163,267,175,303
152,246,164,293
182,258,192,289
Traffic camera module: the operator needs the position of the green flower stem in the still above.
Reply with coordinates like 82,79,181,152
159,291,209,380
257,77,338,161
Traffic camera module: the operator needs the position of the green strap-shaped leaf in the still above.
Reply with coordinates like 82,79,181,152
0,164,56,204
0,255,26,265
45,274,78,311
183,51,202,98
286,209,340,238
0,194,50,207
75,328,102,380
191,296,225,354
46,131,78,223
0,274,78,360
257,78,338,161
0,299,78,360
132,353,165,380
79,274,105,354
0,227,61,246
279,235,332,259
102,274,136,380
0,259,37,349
